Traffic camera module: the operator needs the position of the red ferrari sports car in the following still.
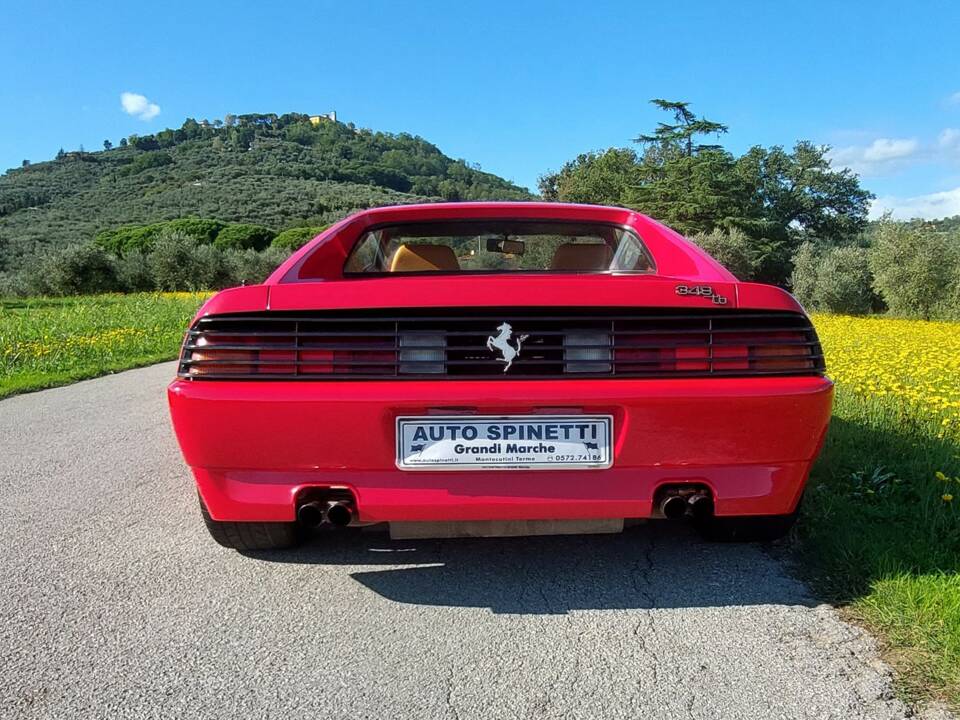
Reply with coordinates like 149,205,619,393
168,202,833,550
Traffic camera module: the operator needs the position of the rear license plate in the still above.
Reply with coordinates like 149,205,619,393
396,415,613,471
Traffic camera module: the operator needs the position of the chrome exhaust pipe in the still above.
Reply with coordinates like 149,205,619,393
688,494,714,520
297,501,326,528
325,501,354,527
660,494,688,520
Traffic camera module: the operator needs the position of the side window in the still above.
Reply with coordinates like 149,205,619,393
344,231,382,272
610,230,654,272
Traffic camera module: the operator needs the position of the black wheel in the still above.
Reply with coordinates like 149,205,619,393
694,505,800,543
198,495,303,551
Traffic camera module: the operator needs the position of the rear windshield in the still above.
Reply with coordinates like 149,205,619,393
343,220,655,275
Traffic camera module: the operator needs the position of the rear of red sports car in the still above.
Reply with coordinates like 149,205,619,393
168,202,833,550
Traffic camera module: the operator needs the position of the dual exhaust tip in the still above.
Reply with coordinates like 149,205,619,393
660,491,714,520
297,500,354,528
301,491,709,527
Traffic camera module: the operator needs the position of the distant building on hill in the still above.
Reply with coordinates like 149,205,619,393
309,111,337,125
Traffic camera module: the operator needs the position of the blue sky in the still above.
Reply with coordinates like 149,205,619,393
2,0,959,218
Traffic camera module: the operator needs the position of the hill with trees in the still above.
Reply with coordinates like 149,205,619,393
4,103,959,320
0,112,531,274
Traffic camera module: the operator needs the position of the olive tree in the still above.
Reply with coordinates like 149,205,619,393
790,243,874,314
40,244,120,296
689,228,755,280
149,231,227,291
869,220,958,318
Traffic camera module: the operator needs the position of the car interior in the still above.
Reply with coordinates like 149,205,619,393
341,221,655,275
387,242,616,273
548,243,614,271
389,243,461,272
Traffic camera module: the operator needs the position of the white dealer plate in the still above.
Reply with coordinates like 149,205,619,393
396,415,613,471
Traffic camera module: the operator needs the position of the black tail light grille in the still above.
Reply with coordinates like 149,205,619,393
179,309,825,380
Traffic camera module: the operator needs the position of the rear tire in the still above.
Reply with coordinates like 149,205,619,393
199,495,302,551
694,505,800,543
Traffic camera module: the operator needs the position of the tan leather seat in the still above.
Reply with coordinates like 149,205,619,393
389,243,460,272
550,243,613,271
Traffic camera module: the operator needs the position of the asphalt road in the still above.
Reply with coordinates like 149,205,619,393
0,363,933,719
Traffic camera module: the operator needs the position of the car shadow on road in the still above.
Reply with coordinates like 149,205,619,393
245,522,817,614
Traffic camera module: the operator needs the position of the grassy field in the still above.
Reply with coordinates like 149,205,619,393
0,293,209,399
0,295,957,707
803,314,960,708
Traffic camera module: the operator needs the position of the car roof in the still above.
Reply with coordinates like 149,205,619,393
269,202,737,284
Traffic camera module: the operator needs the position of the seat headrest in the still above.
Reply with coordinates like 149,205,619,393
389,243,460,272
550,243,613,271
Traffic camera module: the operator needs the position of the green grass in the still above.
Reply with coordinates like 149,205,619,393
797,388,960,708
0,293,209,399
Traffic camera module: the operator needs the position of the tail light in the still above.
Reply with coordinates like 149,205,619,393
185,334,263,376
613,330,814,375
179,310,824,380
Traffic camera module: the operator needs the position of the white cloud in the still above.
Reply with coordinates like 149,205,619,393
869,187,960,220
120,92,160,121
862,138,919,162
829,137,919,177
939,128,960,151
947,91,960,106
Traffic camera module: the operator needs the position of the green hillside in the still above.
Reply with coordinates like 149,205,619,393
0,113,531,272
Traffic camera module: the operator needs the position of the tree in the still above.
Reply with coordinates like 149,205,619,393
95,218,224,254
790,243,819,308
627,148,749,236
156,129,176,147
149,230,226,291
118,137,128,148
271,226,327,252
224,247,290,286
21,159,29,167
56,148,65,160
214,223,275,251
542,99,873,285
791,243,874,314
229,125,255,150
690,228,755,280
39,244,120,295
634,99,728,158
538,148,637,205
735,143,872,243
115,248,154,291
629,101,739,232
869,218,959,318
542,101,743,235
179,118,201,141
132,135,159,151
103,139,113,151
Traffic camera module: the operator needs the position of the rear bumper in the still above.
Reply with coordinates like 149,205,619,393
168,376,833,523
